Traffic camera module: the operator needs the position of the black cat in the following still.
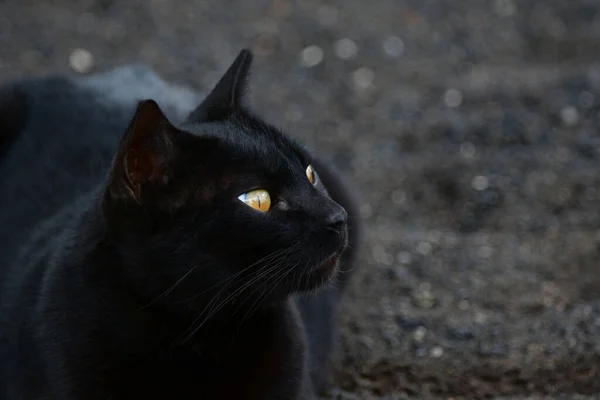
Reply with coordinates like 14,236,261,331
0,49,360,400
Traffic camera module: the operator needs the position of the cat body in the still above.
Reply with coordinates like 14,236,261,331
0,51,359,399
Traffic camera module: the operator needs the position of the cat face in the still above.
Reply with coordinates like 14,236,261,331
102,50,348,309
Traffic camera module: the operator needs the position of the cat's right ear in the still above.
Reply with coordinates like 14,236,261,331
106,100,178,205
185,49,253,123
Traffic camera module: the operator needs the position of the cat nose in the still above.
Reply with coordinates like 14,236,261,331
325,208,348,233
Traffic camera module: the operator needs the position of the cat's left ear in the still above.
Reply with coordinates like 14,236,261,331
186,49,253,123
106,100,178,205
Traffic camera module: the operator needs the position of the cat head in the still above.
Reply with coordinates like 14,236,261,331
102,49,348,310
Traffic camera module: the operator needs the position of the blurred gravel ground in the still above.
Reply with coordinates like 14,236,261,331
2,0,600,398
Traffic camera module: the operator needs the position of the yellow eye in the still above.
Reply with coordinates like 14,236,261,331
306,164,315,185
237,189,271,212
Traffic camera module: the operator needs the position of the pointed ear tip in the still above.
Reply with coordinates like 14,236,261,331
137,99,166,115
238,48,253,58
138,99,159,108
130,99,171,127
235,48,254,68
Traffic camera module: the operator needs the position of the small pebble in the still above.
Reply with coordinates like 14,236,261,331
471,175,489,191
352,67,375,91
334,38,358,60
69,48,94,73
396,251,412,264
474,311,488,324
388,265,409,280
391,189,406,205
458,299,470,310
372,245,393,265
443,88,463,108
477,246,493,259
300,45,324,68
414,286,436,309
560,106,579,127
430,346,444,358
413,326,427,342
371,244,386,262
416,241,432,255
460,141,476,158
382,36,405,58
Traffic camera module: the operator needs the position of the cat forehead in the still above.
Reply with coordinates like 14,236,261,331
181,118,309,170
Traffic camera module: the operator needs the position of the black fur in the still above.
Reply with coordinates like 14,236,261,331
0,84,29,158
0,49,360,400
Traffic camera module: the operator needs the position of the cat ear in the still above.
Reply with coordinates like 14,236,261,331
186,49,253,123
107,99,177,204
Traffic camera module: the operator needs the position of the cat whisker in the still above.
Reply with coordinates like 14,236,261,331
218,259,286,315
290,263,301,296
227,261,284,315
173,260,282,344
202,243,299,314
336,267,356,275
234,270,288,334
137,264,200,311
228,241,299,316
176,243,300,344
173,239,190,254
177,261,283,344
192,245,295,302
296,257,310,295
175,245,291,304
236,261,299,330
180,260,282,339
188,242,299,337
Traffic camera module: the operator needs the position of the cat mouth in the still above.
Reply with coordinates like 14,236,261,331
311,251,341,272
291,249,344,292
311,229,348,273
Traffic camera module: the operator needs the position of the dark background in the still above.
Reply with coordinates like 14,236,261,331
2,1,600,398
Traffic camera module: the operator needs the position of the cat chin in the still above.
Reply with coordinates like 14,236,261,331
291,251,342,294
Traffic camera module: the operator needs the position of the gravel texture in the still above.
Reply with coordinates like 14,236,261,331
2,0,600,398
